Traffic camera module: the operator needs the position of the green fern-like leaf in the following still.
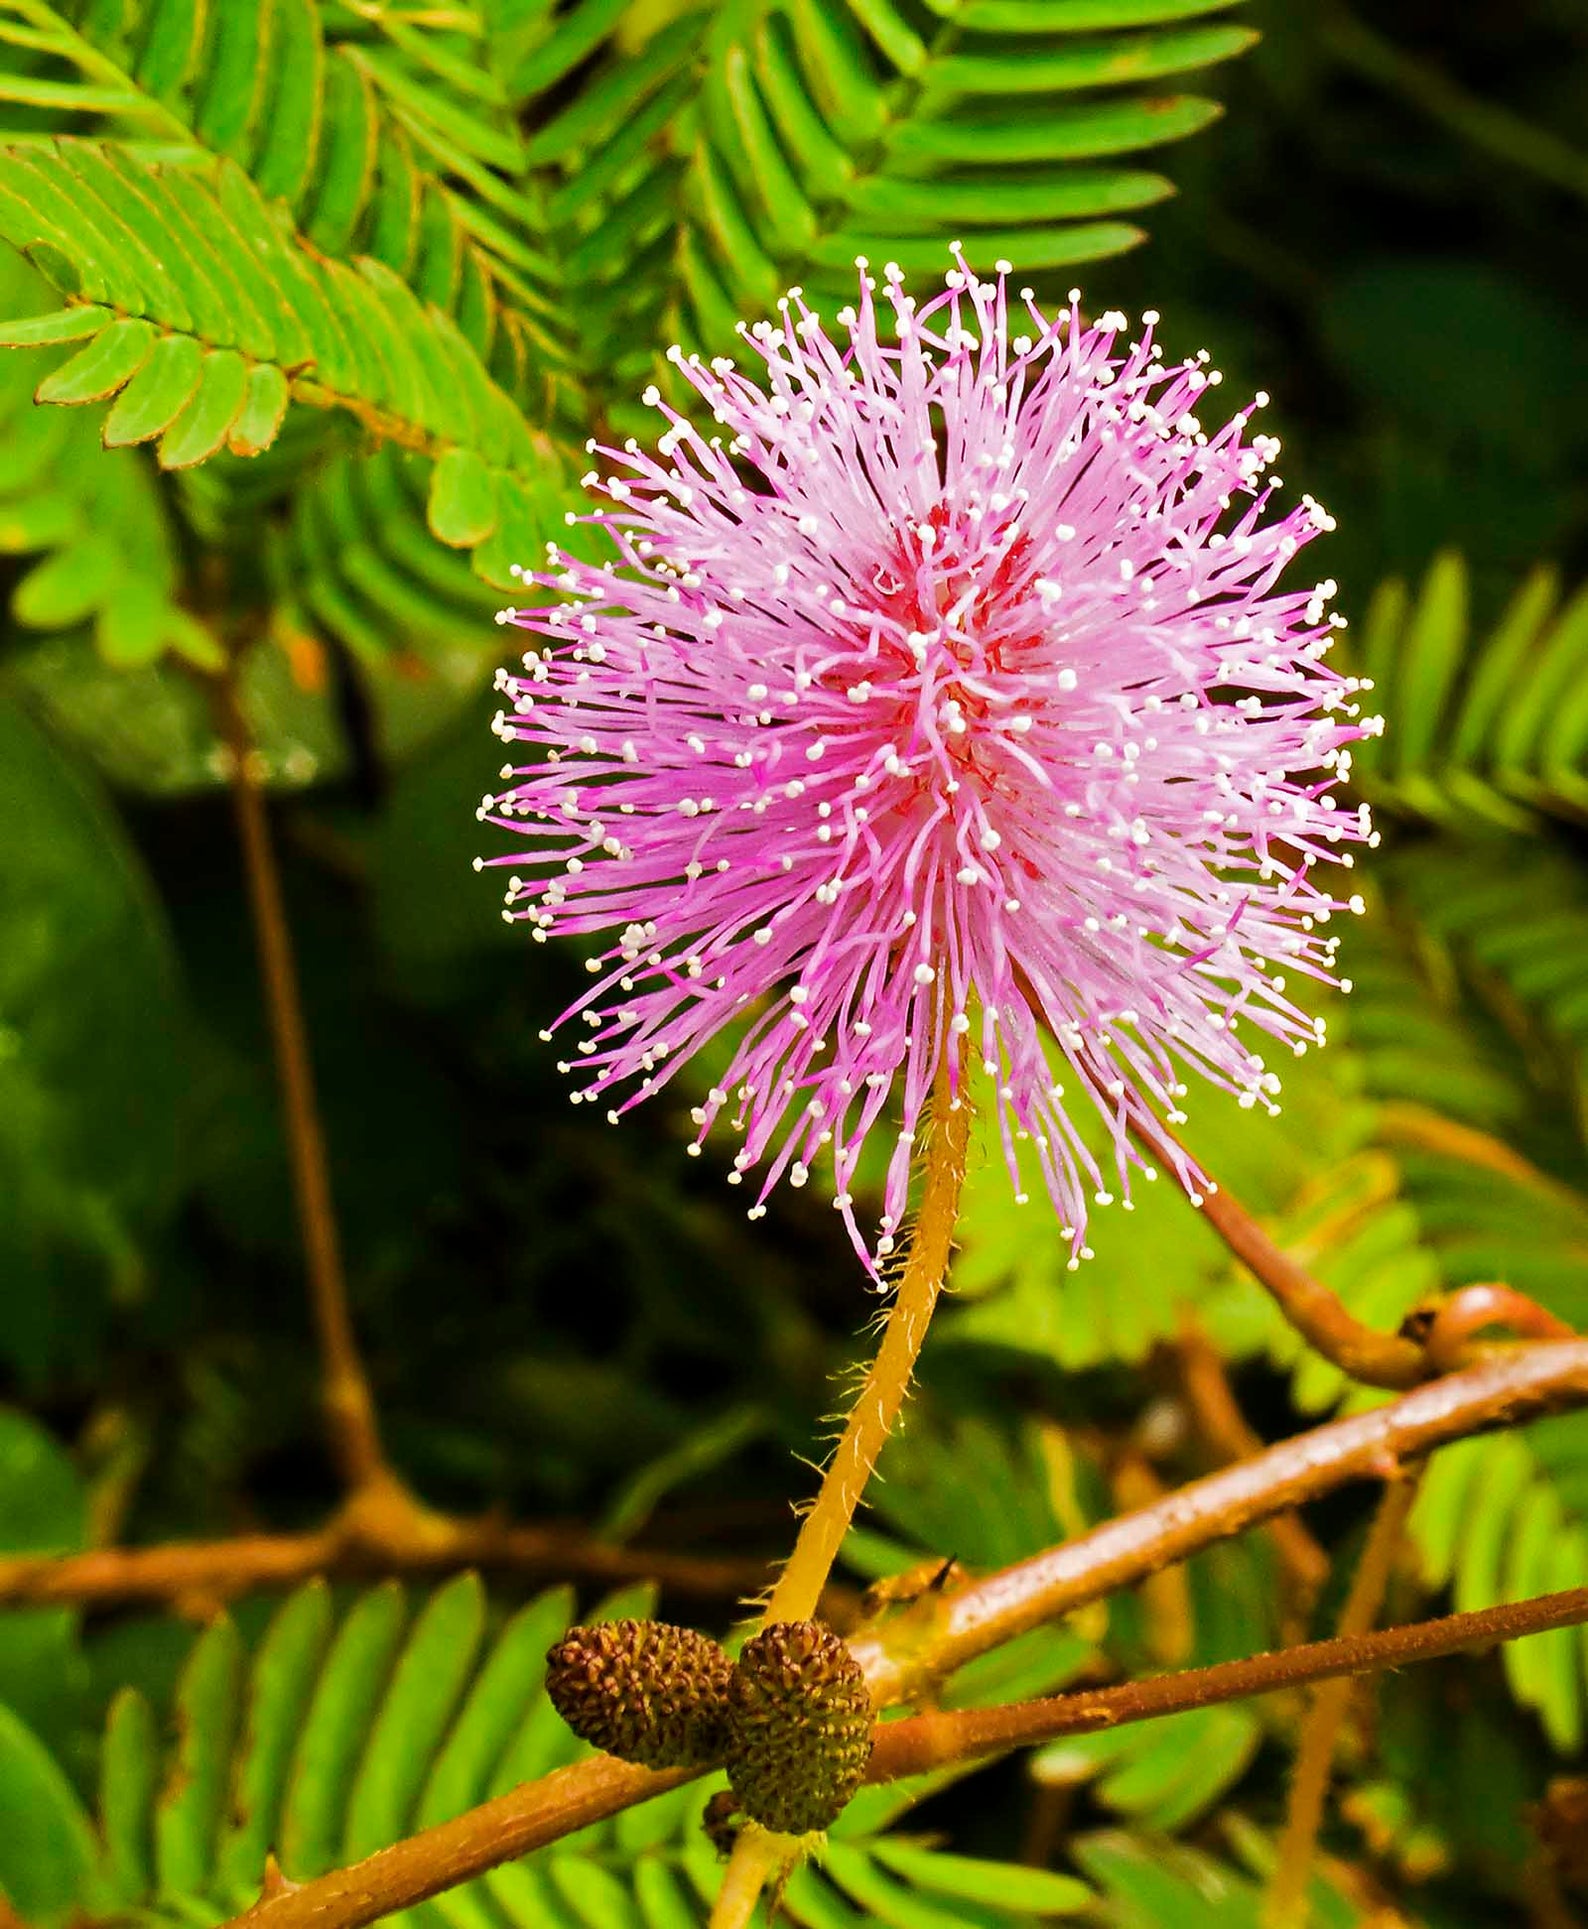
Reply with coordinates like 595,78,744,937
272,443,509,760
1032,1704,1262,1835
524,4,714,436
0,138,566,583
0,0,574,412
1378,836,1588,1124
1411,1423,1588,1753
673,0,1255,350
1072,1825,1365,1928
0,250,216,666
73,1573,1104,1926
1350,550,1588,829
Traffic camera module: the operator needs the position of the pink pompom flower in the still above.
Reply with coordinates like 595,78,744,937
480,254,1378,1270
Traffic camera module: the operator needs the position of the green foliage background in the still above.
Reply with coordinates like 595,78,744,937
0,0,1585,1922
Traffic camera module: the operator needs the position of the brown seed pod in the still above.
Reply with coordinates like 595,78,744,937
544,1619,734,1769
725,1620,874,1835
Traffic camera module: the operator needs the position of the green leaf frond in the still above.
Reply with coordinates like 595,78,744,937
0,249,215,668
670,0,1255,357
521,0,715,438
0,138,567,581
1411,1421,1588,1754
1350,548,1588,831
275,443,509,760
1375,835,1588,1153
0,0,575,414
1072,1825,1365,1929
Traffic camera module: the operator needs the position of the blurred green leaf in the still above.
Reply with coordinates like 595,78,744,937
0,693,187,1378
0,1702,97,1919
1033,1704,1261,1834
0,1406,87,1756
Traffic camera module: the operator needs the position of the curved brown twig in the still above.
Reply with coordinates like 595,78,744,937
1420,1282,1575,1372
0,1504,812,1615
1132,1112,1430,1388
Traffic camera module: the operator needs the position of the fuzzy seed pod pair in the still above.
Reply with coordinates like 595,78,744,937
545,1617,873,1835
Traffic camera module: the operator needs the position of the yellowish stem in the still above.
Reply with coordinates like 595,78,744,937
763,1067,972,1626
713,1065,972,1928
706,1826,791,1929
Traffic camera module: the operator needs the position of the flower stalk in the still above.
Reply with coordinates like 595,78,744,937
762,1067,972,1628
711,1064,971,1925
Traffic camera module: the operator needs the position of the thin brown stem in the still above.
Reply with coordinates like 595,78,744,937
216,677,387,1496
864,1585,1588,1778
223,1343,1588,1929
231,1584,1588,1929
0,1512,840,1616
1133,1113,1429,1388
1265,1467,1422,1927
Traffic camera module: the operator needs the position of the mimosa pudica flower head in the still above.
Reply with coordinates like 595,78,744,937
480,253,1378,1271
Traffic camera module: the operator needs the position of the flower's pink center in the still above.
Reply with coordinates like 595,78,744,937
845,506,1041,814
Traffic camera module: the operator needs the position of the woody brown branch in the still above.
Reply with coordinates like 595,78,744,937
227,1339,1588,1929
850,1337,1588,1703
864,1584,1588,1778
